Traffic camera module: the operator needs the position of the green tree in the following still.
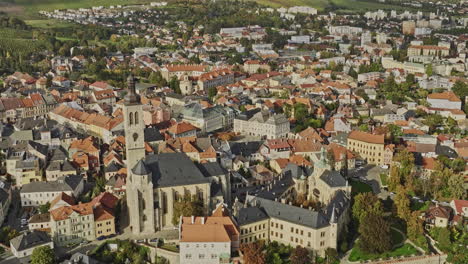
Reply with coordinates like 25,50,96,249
407,211,427,250
348,67,358,79
394,185,411,222
447,172,466,199
425,64,433,76
208,86,217,99
451,80,468,100
325,248,339,264
352,192,384,224
38,202,50,214
172,194,204,225
169,76,181,94
358,213,392,254
423,114,444,134
31,245,55,264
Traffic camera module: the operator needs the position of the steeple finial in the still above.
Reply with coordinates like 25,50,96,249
124,74,140,105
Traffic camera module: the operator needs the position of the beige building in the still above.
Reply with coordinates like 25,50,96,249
347,131,385,165
235,150,351,256
402,20,416,35
236,193,349,256
50,203,96,245
234,111,290,139
407,45,450,57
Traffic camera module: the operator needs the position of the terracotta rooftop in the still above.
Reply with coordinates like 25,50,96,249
427,91,461,102
348,130,384,144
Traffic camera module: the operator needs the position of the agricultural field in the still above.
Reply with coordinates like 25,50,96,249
254,0,329,10
1,0,153,19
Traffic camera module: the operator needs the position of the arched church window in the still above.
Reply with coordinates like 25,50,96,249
135,112,139,125
129,112,134,125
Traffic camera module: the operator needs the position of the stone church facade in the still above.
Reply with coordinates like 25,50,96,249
123,75,230,235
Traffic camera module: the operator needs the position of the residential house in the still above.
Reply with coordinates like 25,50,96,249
179,204,240,264
10,231,53,262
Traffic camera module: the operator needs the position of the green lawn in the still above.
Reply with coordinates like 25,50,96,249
25,19,75,29
351,180,373,194
330,0,413,12
160,243,179,253
380,173,388,186
254,0,329,10
349,243,419,262
411,201,430,212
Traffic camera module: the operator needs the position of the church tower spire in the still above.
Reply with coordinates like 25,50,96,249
123,74,155,235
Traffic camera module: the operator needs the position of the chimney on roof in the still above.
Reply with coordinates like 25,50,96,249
191,215,194,224
201,217,205,225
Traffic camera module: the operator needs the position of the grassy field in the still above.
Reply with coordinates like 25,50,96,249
2,0,153,19
25,19,75,29
255,0,329,10
351,180,373,194
349,243,419,262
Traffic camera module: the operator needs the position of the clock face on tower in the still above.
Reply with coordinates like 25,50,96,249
133,133,139,141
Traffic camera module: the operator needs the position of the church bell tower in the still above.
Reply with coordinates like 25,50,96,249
123,74,155,235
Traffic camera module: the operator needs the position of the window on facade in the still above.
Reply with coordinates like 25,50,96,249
129,112,134,125
199,254,205,259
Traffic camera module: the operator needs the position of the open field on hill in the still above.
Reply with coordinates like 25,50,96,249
1,0,152,18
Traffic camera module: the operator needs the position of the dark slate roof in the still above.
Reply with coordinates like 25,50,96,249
256,174,295,200
105,162,121,173
62,160,76,171
435,144,458,159
143,153,210,187
324,190,350,223
133,160,150,176
10,231,51,251
49,147,68,162
60,253,103,264
144,127,164,142
46,161,61,171
229,141,263,157
249,196,329,229
282,163,311,179
237,206,269,226
197,162,226,178
319,170,347,188
28,141,48,156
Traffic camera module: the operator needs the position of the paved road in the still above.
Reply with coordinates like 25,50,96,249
348,165,390,198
